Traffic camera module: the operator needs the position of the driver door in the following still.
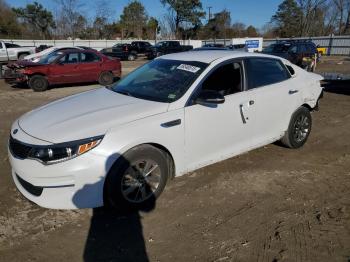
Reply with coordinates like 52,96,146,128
184,60,253,172
49,52,81,84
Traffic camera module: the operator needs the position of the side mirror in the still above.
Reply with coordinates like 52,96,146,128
195,90,225,106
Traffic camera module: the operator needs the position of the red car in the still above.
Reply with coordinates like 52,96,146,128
5,49,121,91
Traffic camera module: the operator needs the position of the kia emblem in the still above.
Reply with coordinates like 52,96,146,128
13,129,18,135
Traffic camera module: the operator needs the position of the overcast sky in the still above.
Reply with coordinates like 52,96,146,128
9,0,281,29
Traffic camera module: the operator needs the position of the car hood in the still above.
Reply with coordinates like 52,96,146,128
7,60,43,69
18,88,169,143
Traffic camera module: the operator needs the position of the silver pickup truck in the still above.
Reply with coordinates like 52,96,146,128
0,41,36,63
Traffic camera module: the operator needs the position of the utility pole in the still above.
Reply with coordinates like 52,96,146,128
207,6,212,21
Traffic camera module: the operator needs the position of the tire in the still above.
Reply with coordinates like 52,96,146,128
18,53,28,60
281,106,312,149
127,53,136,61
28,75,48,92
98,71,114,86
105,145,169,211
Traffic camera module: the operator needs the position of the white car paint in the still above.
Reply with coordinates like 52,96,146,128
8,51,323,209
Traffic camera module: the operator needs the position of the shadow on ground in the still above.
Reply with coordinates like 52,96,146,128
83,205,154,262
73,154,156,262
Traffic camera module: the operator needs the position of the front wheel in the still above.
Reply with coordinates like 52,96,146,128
281,107,312,149
28,75,48,92
105,145,169,211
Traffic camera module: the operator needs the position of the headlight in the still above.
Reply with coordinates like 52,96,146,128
28,136,103,165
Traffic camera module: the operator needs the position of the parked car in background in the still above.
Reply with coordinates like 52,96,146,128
24,46,84,63
35,45,53,53
131,41,153,54
147,41,193,59
101,44,138,61
4,49,121,91
227,44,247,51
202,43,225,48
8,51,323,210
263,41,318,71
0,41,36,62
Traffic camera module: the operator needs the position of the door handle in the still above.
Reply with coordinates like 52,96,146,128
161,119,181,128
289,90,299,95
239,104,247,124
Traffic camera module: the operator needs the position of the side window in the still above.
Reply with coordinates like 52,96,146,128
201,62,243,96
299,44,307,53
245,58,290,89
289,45,297,53
59,53,79,64
81,52,101,62
285,64,295,76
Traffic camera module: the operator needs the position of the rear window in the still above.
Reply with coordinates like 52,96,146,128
5,43,20,48
245,58,290,89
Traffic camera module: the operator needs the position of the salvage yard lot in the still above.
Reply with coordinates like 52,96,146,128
0,58,349,262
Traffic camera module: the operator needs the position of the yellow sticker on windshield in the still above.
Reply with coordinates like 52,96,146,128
177,64,200,73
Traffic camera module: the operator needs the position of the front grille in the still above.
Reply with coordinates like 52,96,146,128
9,136,32,159
16,174,43,196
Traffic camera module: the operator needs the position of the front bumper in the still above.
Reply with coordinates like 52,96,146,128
4,69,27,84
9,148,108,209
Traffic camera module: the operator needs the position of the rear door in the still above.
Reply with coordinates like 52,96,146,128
241,57,300,147
49,52,81,84
78,52,102,81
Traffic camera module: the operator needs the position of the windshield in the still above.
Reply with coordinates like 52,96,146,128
38,51,63,64
110,59,208,103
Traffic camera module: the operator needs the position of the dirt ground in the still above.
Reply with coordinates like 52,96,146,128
0,57,349,262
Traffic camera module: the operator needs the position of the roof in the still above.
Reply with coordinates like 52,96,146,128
159,50,277,64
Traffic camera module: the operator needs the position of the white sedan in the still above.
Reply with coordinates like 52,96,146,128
8,51,323,210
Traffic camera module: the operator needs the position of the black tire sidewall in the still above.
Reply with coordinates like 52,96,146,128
29,75,48,92
287,107,312,148
98,71,114,86
105,145,168,211
128,54,136,61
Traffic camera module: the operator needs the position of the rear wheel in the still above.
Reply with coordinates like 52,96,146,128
18,53,28,60
105,145,169,211
98,71,114,86
28,75,48,92
281,107,312,148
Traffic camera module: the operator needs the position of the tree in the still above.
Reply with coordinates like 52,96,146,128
199,9,231,39
246,25,259,36
0,0,22,38
271,0,303,37
146,17,159,40
12,1,55,39
160,0,205,37
54,0,84,39
120,1,148,39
